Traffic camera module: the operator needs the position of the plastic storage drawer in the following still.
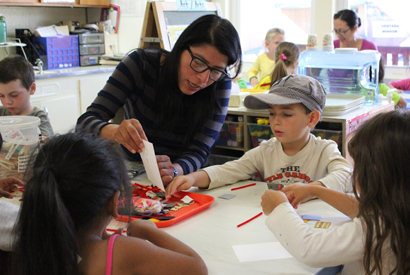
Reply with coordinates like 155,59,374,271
79,44,105,55
216,121,244,148
78,32,104,44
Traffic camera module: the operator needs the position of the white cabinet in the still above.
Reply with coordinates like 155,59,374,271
78,72,111,114
33,70,112,135
32,76,80,135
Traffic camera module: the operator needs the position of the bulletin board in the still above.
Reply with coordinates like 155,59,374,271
140,1,223,51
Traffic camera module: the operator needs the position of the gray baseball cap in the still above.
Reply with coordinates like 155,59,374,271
244,75,327,113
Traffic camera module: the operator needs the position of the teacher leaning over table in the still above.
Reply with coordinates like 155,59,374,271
77,14,242,187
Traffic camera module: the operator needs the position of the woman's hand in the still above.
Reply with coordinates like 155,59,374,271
261,190,288,215
113,119,148,154
0,177,24,199
156,155,178,186
281,182,315,209
127,219,157,240
165,175,196,199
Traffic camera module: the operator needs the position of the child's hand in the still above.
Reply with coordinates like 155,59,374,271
165,175,195,199
250,78,259,87
281,182,314,209
127,219,157,240
0,177,24,199
261,190,287,215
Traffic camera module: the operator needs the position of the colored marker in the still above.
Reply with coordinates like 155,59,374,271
231,183,256,191
237,212,263,228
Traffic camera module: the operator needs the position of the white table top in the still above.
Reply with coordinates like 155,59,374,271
109,177,352,275
2,176,351,275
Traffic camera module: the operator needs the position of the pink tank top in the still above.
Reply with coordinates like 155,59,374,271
105,234,119,275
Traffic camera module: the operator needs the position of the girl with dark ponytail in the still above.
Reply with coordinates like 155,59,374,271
13,132,207,275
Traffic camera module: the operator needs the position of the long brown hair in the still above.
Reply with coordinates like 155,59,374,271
270,42,300,85
348,110,410,275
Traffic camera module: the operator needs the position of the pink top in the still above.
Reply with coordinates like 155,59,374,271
389,78,410,91
106,234,119,275
333,38,378,51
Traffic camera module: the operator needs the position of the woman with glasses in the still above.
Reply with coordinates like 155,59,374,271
77,14,242,186
333,9,378,51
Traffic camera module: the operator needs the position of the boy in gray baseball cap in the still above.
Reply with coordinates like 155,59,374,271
165,74,352,199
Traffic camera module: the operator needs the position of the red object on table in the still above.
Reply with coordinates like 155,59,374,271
116,183,214,228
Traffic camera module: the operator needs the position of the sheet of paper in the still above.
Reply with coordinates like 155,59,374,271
232,242,293,262
34,25,64,37
140,140,165,191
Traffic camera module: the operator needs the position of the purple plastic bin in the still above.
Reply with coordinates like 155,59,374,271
37,35,79,69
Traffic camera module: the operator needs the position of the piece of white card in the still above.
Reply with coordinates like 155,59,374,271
232,242,293,262
140,140,165,191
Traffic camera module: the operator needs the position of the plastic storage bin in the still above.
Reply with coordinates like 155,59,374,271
311,129,342,151
298,49,381,104
0,116,40,180
78,32,104,44
248,123,274,148
37,35,79,69
79,44,105,55
216,121,243,148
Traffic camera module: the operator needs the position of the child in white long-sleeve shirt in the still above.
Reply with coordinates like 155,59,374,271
165,75,352,199
261,110,410,274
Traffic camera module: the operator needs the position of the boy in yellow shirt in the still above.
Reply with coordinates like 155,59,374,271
248,28,285,87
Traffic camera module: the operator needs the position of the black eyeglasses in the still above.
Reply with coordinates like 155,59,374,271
187,47,229,81
332,28,351,35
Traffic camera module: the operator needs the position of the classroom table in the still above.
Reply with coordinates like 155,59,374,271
109,177,352,275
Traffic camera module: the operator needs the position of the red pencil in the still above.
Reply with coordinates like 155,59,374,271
237,212,263,228
231,183,256,191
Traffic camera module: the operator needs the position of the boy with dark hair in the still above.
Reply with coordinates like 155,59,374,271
0,55,54,138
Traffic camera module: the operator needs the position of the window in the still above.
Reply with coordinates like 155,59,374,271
349,0,410,66
237,0,311,62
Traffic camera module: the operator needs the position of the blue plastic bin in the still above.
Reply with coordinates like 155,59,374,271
36,35,79,69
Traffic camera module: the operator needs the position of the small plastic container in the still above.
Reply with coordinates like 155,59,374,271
78,32,104,44
0,116,40,180
80,55,101,66
79,44,105,55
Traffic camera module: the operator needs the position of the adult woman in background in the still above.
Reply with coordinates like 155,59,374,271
333,9,378,51
77,15,242,186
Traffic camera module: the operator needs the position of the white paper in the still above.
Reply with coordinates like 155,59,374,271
140,140,165,191
232,242,293,262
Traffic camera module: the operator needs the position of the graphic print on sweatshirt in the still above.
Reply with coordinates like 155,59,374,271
265,165,313,189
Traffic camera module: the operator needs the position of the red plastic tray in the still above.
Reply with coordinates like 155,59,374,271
116,191,214,228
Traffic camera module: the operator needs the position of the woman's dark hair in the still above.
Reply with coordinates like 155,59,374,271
271,41,300,85
348,110,410,275
334,9,361,29
155,14,242,146
13,132,131,275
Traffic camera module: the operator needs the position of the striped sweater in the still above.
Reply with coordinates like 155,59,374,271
77,49,231,174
